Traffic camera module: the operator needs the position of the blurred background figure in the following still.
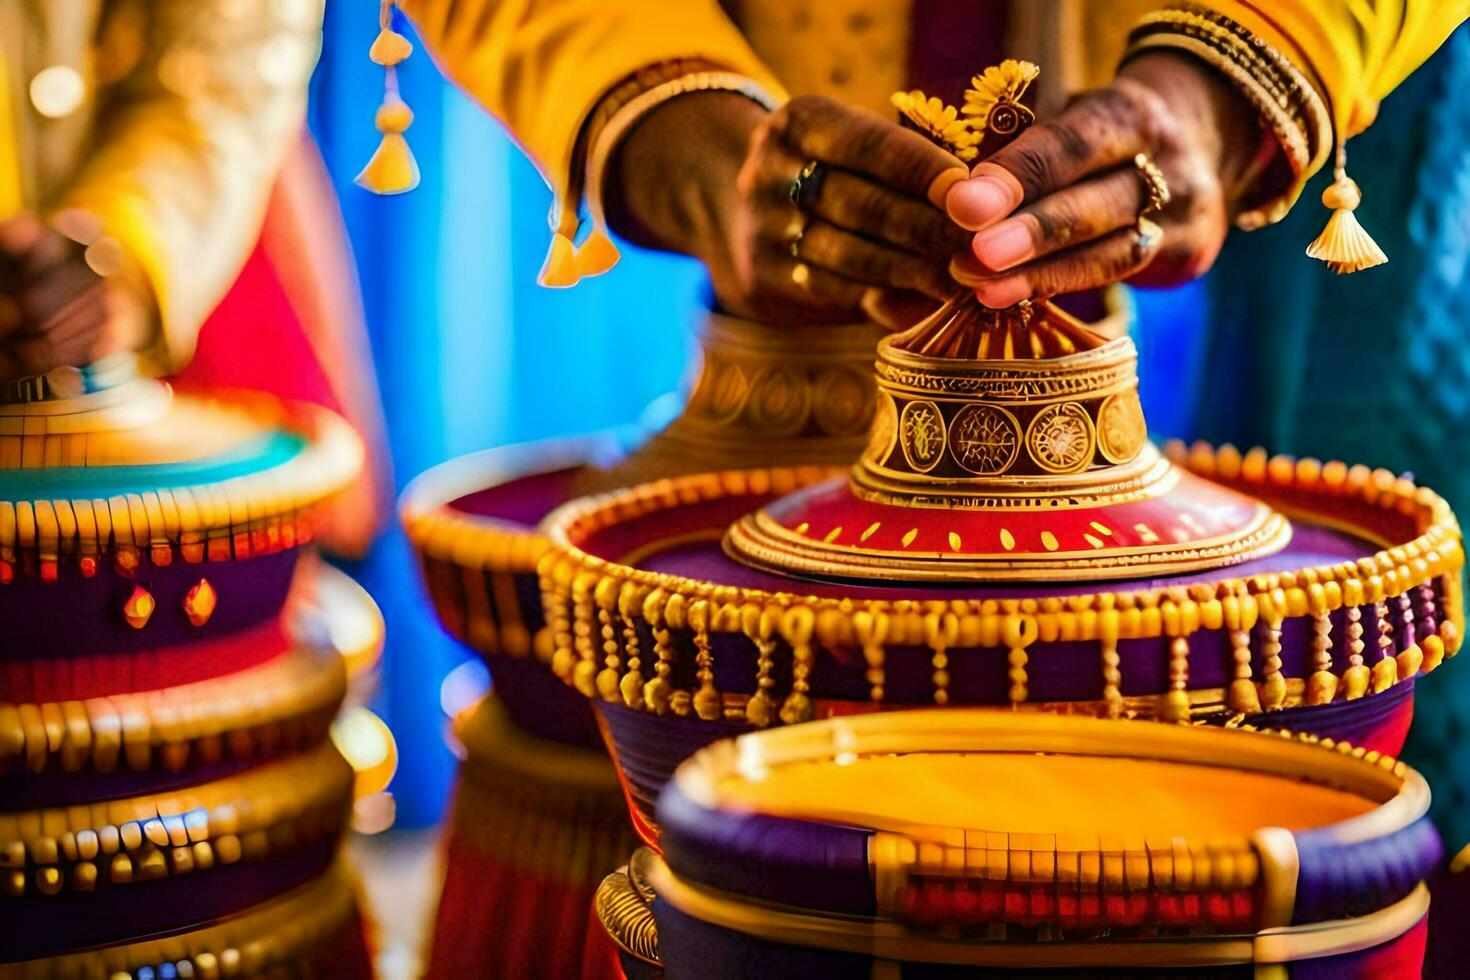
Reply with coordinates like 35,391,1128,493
0,0,389,555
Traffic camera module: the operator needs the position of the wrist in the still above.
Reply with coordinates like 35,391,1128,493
605,91,767,255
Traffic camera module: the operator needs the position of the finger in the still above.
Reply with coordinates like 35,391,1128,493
775,257,868,313
969,166,1144,273
861,288,940,331
18,262,100,327
967,223,1163,308
948,86,1153,231
775,95,968,206
0,215,49,257
796,221,954,299
31,288,108,349
798,169,972,260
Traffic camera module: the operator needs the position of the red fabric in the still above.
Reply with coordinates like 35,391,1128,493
427,834,622,980
172,135,390,557
1334,912,1428,979
178,244,342,411
2,618,288,702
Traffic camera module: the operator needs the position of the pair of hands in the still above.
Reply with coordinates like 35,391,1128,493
610,52,1267,328
0,215,147,384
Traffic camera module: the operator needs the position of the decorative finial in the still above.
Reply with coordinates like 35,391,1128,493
963,60,1039,137
889,62,1102,356
1305,149,1386,274
355,1,420,195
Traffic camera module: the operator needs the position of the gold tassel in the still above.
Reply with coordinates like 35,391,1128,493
538,232,580,287
355,133,419,195
573,228,621,278
357,2,420,196
1306,170,1386,274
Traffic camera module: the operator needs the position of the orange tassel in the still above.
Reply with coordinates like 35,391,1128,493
538,233,580,287
573,228,621,278
355,133,419,195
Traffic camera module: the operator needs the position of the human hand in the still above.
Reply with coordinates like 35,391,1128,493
0,214,149,382
608,92,972,327
946,52,1272,308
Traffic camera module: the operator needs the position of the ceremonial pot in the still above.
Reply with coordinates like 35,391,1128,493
606,710,1440,977
0,368,377,974
538,302,1464,840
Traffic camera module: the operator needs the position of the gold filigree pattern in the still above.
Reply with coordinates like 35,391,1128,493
1097,390,1148,464
948,404,1021,475
1026,402,1096,474
899,400,945,473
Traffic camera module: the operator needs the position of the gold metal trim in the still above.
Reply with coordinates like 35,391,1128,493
0,859,360,978
649,859,1429,969
595,852,662,966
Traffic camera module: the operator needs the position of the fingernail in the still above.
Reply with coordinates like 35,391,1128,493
946,175,1018,231
926,168,968,209
974,276,1032,309
972,219,1034,271
948,253,986,286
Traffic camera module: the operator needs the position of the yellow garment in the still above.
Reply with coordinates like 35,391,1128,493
0,0,324,373
403,0,1467,278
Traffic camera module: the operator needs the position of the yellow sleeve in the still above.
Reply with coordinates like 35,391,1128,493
56,1,325,374
1199,1,1469,138
399,0,787,272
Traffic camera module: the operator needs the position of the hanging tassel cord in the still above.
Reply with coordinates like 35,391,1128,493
355,2,421,196
1305,145,1387,274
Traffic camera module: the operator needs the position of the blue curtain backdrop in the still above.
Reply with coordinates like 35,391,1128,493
307,4,705,827
304,3,1200,826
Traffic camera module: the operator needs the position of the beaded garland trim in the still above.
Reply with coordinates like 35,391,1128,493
0,401,362,580
0,741,351,898
0,644,346,778
538,444,1463,726
0,859,359,979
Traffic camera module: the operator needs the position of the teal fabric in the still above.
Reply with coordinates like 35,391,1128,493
1186,26,1470,851
0,431,306,502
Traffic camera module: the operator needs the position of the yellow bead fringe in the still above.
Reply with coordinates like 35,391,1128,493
531,444,1462,727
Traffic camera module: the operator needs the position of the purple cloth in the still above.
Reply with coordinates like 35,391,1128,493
1293,815,1442,925
658,782,874,915
0,549,299,662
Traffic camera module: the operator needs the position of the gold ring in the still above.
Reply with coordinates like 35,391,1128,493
785,215,806,259
791,262,811,288
1133,216,1163,263
1133,153,1170,217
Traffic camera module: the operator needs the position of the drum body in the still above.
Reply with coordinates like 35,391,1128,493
628,711,1443,977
